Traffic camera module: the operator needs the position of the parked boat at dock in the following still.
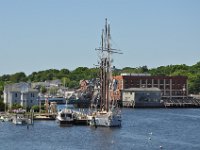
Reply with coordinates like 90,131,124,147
12,114,31,125
56,109,74,126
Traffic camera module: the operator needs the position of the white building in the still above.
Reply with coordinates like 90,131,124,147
4,82,39,109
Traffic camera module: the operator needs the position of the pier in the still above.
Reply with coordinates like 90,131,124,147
163,98,200,108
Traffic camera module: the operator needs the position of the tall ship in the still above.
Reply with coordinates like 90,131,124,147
90,19,122,127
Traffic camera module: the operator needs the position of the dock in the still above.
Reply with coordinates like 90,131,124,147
34,113,56,120
164,98,200,108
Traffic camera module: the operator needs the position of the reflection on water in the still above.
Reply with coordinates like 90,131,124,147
1,108,200,150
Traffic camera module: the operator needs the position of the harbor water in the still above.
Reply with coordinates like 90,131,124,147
1,108,200,150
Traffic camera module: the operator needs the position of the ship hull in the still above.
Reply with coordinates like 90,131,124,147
90,112,121,127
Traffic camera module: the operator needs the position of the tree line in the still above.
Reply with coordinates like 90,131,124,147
0,61,200,97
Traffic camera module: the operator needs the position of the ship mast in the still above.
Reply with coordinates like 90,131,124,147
96,18,122,112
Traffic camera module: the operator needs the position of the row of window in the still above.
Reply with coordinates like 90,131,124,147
14,99,34,103
124,84,186,89
124,79,186,85
15,93,35,98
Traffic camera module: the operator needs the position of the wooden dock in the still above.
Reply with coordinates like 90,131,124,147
164,98,200,108
34,113,56,120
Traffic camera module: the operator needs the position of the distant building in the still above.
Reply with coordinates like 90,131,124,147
79,79,95,93
4,82,39,108
114,73,188,100
65,90,76,99
79,80,89,92
32,79,62,89
122,88,162,108
49,79,62,87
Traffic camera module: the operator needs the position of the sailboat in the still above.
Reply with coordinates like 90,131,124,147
90,19,122,127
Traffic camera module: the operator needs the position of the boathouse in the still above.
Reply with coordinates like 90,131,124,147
122,87,163,108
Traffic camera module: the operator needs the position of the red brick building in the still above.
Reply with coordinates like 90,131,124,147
114,73,188,100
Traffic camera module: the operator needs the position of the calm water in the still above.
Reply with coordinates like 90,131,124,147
1,108,200,150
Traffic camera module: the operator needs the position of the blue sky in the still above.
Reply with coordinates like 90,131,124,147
0,0,200,75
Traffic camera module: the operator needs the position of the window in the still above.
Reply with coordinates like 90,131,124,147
30,93,35,97
165,79,170,84
160,79,164,84
154,80,158,84
15,93,17,97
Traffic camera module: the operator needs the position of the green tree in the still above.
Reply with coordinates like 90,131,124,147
31,105,39,112
10,72,27,83
188,74,200,94
49,87,59,96
0,81,4,96
68,80,79,89
0,99,5,111
40,86,47,94
12,103,22,109
61,77,70,87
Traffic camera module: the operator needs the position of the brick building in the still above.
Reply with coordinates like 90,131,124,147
114,73,188,100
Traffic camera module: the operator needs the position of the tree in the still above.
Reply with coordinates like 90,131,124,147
12,103,22,109
0,81,4,95
188,74,200,94
61,77,70,87
49,87,59,96
10,72,27,83
40,86,47,94
0,99,5,111
68,80,79,89
31,105,39,112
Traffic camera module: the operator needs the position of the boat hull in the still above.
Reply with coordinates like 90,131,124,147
57,120,74,126
12,118,27,125
56,109,74,126
90,113,121,127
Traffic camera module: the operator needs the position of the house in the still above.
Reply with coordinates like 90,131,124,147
48,79,62,87
32,79,62,89
4,82,39,109
79,80,89,92
65,90,76,99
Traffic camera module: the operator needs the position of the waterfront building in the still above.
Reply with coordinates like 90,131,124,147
122,87,162,108
114,73,188,100
4,82,39,109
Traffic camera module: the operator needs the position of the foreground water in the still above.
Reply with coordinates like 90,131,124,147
1,108,200,150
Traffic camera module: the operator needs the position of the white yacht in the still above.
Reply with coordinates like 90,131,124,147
56,109,74,126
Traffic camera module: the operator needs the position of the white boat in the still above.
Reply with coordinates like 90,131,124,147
90,19,122,127
0,114,12,122
12,115,28,125
90,109,121,127
56,109,74,126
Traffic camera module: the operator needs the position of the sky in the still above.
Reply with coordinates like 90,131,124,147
0,0,200,75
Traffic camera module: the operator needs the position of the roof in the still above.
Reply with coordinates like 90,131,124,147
122,88,161,92
10,89,38,93
4,82,38,93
